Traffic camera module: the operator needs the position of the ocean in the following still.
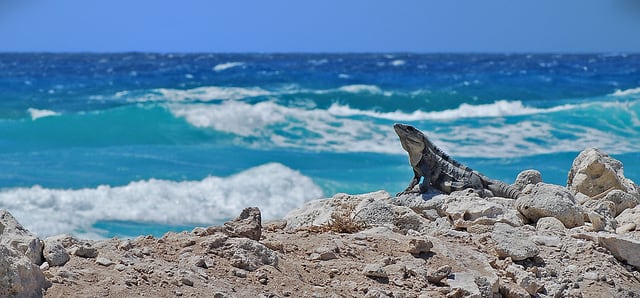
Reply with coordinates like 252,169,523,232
0,53,638,239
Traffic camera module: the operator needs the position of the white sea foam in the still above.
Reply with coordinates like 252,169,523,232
327,100,576,121
27,108,60,120
0,163,323,238
168,101,401,154
117,86,270,102
390,59,406,67
612,87,640,97
213,62,245,72
337,84,383,94
168,99,639,159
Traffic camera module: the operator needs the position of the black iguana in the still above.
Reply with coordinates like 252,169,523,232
394,123,521,199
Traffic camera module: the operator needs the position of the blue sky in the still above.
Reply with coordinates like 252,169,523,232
1,0,639,53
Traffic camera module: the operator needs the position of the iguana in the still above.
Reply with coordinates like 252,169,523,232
394,123,521,199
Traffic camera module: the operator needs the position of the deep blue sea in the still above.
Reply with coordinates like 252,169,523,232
0,53,639,239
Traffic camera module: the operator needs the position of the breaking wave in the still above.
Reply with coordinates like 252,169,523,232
0,163,322,238
327,100,577,121
213,62,245,72
27,108,60,120
167,99,640,158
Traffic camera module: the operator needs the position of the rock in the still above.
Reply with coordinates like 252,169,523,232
391,205,432,233
427,265,451,283
43,240,70,267
599,234,640,270
515,183,584,228
603,190,639,216
430,236,499,294
616,205,640,231
506,264,543,295
442,194,524,229
446,272,481,297
283,192,390,230
362,263,388,278
311,245,339,261
40,262,50,271
499,282,530,298
513,169,542,191
354,200,395,226
535,217,566,233
406,238,432,255
531,235,562,248
0,245,51,297
73,245,99,258
583,200,617,232
0,209,44,264
492,223,539,261
226,238,278,271
95,257,115,266
567,148,639,199
224,207,262,241
616,223,636,234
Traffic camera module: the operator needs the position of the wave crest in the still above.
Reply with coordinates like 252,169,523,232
0,163,323,238
27,108,60,120
213,62,245,72
328,100,576,121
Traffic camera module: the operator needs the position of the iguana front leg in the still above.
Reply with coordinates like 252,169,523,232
396,162,431,196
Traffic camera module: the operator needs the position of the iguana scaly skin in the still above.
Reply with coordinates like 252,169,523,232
394,123,521,199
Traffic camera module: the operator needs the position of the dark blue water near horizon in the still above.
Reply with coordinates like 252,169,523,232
0,53,639,238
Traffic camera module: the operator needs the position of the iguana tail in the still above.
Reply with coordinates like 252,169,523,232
485,179,522,199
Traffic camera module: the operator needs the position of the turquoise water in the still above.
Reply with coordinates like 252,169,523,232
0,53,639,238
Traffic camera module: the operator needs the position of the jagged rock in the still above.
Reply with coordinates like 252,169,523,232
535,217,566,233
224,207,262,241
513,169,542,191
442,194,524,229
362,263,388,278
446,272,481,297
602,190,639,216
616,205,640,230
506,264,543,295
43,239,70,267
583,200,617,232
283,191,390,230
516,183,584,228
354,200,396,226
393,206,433,233
430,236,499,294
598,234,640,270
406,238,432,255
567,148,639,199
72,245,99,258
95,257,114,267
492,223,539,261
499,282,531,298
426,265,451,283
0,245,51,298
0,209,44,264
226,238,278,271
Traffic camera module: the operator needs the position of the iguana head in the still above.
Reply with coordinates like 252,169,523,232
393,123,426,167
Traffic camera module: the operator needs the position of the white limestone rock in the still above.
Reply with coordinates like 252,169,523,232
226,238,278,271
598,234,640,270
516,183,584,228
492,223,539,261
283,191,390,230
567,148,639,200
0,209,44,265
513,169,542,191
0,245,51,298
43,238,70,267
442,193,524,229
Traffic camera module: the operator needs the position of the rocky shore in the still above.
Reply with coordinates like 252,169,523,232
2,148,640,297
